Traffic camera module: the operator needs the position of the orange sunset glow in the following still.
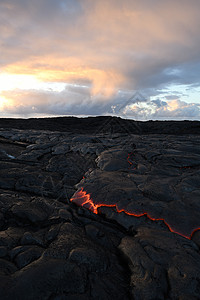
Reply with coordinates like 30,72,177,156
0,0,200,119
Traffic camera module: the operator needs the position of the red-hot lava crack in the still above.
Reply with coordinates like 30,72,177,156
70,188,200,240
127,152,135,167
127,152,137,170
127,153,133,166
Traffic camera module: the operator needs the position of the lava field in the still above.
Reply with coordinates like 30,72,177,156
0,117,200,300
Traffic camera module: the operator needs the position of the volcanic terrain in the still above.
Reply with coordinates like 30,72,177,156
0,117,200,300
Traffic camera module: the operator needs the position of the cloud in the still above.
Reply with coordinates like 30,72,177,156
1,87,199,121
1,0,200,119
121,99,200,120
0,86,116,117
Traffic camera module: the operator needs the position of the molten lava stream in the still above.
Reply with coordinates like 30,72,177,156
127,153,133,165
70,188,200,240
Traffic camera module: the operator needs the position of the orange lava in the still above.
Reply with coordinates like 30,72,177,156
127,152,133,166
179,166,191,169
70,188,200,240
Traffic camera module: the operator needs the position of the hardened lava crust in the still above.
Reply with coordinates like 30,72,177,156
0,117,200,300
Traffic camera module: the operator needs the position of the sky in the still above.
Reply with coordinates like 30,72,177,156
0,0,200,120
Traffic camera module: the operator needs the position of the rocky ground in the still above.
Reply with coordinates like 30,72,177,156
0,117,200,299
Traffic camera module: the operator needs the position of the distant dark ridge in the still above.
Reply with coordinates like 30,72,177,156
0,116,199,135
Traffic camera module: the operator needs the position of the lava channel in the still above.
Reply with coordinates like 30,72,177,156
127,152,135,167
70,187,200,240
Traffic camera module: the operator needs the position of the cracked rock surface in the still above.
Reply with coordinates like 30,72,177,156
0,118,200,300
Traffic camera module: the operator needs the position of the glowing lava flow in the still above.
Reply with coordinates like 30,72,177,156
127,153,133,166
127,152,137,170
70,188,200,240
